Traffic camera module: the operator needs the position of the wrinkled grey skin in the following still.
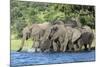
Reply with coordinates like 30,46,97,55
48,24,72,52
39,38,53,52
39,27,52,52
39,21,65,52
76,26,94,51
41,21,82,52
65,27,81,51
50,24,82,52
17,22,51,52
66,26,94,51
17,20,94,52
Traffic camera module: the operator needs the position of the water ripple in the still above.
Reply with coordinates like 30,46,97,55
11,51,95,67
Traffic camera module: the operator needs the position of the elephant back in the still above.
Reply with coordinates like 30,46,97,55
31,24,42,38
38,22,50,30
82,25,92,33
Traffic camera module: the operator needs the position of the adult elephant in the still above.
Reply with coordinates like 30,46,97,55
38,21,65,52
38,26,53,52
65,27,82,51
48,24,73,52
17,22,51,52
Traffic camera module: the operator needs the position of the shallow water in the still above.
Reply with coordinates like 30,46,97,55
11,50,95,67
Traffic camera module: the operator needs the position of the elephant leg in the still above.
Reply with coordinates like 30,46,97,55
78,40,83,51
53,41,58,52
73,44,78,51
60,45,64,52
69,44,73,51
62,38,69,52
88,44,91,51
68,41,73,51
60,40,64,52
63,45,67,52
63,43,68,52
84,44,88,51
88,41,92,51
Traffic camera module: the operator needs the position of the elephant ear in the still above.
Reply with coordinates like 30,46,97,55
72,28,81,43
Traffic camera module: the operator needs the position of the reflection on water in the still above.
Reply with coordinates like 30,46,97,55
11,51,95,67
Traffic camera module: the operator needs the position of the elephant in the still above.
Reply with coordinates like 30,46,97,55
48,24,73,52
17,22,51,52
76,25,94,51
64,19,82,28
77,32,94,51
17,26,32,52
65,27,82,51
38,24,61,52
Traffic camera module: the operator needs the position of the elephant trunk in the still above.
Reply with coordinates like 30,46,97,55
17,35,26,52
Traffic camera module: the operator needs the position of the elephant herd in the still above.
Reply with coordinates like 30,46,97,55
17,20,94,52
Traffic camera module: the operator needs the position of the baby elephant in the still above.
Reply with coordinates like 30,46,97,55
77,32,94,51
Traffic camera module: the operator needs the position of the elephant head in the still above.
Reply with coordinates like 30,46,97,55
48,24,69,52
39,24,62,52
17,26,32,52
38,27,53,52
17,23,51,52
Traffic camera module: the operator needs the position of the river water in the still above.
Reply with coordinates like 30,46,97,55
11,50,95,67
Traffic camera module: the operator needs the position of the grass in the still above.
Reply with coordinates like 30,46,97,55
11,39,33,51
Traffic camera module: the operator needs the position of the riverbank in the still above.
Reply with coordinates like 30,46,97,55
11,39,95,51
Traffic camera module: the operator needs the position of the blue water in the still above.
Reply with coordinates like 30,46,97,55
11,51,95,67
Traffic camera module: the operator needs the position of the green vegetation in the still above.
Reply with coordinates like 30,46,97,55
11,0,95,39
11,39,33,51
